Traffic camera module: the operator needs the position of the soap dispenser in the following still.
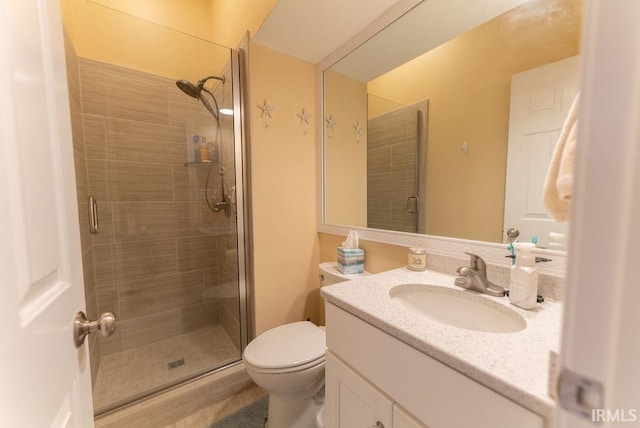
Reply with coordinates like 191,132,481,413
509,242,538,309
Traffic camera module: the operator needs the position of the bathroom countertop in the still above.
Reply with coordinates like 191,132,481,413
320,267,562,420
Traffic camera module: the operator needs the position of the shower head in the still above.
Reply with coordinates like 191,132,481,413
176,79,200,99
175,75,225,120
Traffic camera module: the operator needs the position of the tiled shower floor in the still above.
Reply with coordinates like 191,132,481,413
93,325,240,411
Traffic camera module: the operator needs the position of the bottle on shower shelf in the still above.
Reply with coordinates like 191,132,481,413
200,136,210,162
192,134,201,162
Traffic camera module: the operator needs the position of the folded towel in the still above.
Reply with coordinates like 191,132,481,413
543,92,580,222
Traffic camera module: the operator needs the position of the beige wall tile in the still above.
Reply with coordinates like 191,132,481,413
118,271,204,320
93,240,177,283
87,159,110,202
180,301,221,333
82,247,96,304
167,85,214,130
112,202,200,242
177,236,215,272
70,104,85,156
391,141,417,172
101,310,181,355
108,160,173,201
368,147,392,174
172,165,210,201
64,41,81,112
79,58,170,125
83,114,108,159
89,332,101,390
93,243,115,284
218,234,238,279
74,151,88,201
219,270,239,321
204,268,219,301
105,117,188,164
77,201,92,253
96,282,118,318
92,202,114,245
220,307,241,356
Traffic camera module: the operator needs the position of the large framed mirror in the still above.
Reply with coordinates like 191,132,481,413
320,0,582,262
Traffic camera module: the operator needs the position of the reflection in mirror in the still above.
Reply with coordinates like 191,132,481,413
323,0,583,249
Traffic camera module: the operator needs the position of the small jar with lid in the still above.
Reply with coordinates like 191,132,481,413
408,247,427,271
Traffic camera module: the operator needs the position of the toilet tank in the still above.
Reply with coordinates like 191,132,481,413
319,261,370,286
319,262,370,324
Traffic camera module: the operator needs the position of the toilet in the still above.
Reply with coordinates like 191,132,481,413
243,262,369,428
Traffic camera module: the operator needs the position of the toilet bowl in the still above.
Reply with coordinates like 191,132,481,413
243,262,369,428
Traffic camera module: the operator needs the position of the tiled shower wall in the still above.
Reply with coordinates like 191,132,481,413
68,56,241,361
367,105,423,232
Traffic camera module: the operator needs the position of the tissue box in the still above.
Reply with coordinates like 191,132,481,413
337,247,364,274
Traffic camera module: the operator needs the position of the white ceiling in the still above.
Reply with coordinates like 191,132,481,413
253,0,527,82
252,0,406,65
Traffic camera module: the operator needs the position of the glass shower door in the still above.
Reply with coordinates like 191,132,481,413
63,3,247,415
367,95,428,233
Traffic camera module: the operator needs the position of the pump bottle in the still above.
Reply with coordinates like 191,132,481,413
509,242,538,309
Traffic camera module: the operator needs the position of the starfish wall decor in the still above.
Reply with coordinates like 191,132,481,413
257,100,274,127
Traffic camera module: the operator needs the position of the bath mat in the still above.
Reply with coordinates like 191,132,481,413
210,395,268,428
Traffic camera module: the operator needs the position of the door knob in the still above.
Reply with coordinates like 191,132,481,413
73,311,117,348
506,227,520,242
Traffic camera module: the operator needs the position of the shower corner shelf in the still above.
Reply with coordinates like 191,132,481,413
183,161,212,167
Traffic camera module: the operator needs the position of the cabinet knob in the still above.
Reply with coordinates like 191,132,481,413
369,422,384,428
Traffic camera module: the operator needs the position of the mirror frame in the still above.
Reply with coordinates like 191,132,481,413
316,0,567,276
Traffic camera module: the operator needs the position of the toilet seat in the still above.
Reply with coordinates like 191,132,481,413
243,321,326,373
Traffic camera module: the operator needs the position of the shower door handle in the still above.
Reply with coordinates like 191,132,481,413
73,311,117,347
407,196,419,214
88,196,99,234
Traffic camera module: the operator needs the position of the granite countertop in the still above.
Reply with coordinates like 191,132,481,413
320,267,562,419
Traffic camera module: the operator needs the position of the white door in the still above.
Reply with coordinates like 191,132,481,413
503,55,580,248
557,2,640,427
0,0,93,426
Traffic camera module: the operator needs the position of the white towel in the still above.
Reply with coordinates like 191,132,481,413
543,92,580,222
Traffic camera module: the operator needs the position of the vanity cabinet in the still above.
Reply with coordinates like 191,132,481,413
326,351,427,428
324,303,545,428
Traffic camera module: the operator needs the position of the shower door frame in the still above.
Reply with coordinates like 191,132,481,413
92,47,253,417
230,47,251,353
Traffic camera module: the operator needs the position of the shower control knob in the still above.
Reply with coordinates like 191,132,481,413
73,311,117,348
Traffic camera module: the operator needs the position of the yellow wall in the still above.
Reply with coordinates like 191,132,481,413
85,0,278,50
59,0,277,82
60,0,223,82
249,44,320,334
367,0,582,242
317,232,407,324
323,70,368,227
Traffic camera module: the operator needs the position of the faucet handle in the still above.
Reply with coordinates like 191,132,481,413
464,252,487,277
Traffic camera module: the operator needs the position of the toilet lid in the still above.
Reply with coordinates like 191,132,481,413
244,321,326,370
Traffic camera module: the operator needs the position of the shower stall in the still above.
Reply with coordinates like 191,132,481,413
367,94,428,234
63,2,250,416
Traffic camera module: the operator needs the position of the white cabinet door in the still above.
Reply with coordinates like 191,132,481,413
0,0,93,426
393,404,429,428
325,351,393,428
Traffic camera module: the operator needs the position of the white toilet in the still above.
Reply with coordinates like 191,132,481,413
243,262,369,428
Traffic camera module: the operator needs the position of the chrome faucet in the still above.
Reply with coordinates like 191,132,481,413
455,252,506,297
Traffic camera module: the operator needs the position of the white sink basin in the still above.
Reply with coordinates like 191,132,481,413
389,284,526,333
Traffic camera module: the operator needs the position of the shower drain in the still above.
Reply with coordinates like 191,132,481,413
168,358,185,369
